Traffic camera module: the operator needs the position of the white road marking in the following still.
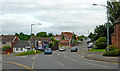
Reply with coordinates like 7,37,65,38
32,54,37,60
32,54,39,69
56,61,64,66
32,61,35,68
16,56,26,57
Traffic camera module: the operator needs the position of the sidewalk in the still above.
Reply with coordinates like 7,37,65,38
77,40,119,64
84,52,119,63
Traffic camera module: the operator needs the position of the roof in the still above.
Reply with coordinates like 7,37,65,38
61,32,77,37
54,35,61,37
13,41,29,48
0,35,16,42
28,37,50,42
114,16,120,24
60,40,70,43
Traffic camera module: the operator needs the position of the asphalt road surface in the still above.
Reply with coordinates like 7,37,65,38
1,41,118,70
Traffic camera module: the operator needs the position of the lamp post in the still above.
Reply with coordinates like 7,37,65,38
31,23,41,50
93,4,110,52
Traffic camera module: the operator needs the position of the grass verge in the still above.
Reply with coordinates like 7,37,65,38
15,50,43,56
89,47,106,52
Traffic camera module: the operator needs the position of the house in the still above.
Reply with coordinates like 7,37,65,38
60,40,70,46
13,41,30,52
54,35,62,40
111,16,120,49
28,37,50,50
0,35,20,53
54,32,78,46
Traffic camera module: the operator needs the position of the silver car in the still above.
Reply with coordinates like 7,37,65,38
59,47,66,51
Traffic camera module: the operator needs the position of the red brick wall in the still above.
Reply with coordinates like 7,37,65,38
111,35,115,44
115,24,120,49
11,36,20,48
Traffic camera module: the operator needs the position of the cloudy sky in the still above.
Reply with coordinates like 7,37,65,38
0,0,110,36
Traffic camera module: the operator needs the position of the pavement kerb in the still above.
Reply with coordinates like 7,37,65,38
83,56,119,64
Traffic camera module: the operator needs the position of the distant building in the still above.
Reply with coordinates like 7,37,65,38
111,16,120,49
0,35,20,53
54,32,78,46
28,37,50,50
13,41,30,52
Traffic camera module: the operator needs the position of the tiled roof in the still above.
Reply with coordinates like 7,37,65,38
13,41,29,48
0,35,16,42
54,35,61,37
114,16,120,24
28,37,50,42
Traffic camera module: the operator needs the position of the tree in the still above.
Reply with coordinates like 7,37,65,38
107,1,120,24
78,35,85,41
2,46,11,51
17,32,31,40
48,33,53,37
95,37,107,49
88,23,114,43
36,32,47,37
62,35,65,40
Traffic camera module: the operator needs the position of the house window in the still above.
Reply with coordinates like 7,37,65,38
2,42,6,44
21,48,22,51
16,48,18,51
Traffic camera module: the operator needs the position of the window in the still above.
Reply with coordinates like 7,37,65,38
16,48,18,51
21,48,22,51
2,42,6,44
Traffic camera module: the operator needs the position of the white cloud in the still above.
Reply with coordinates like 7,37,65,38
1,0,108,35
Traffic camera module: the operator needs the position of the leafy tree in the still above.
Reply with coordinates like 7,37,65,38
78,35,85,41
89,23,114,43
95,37,107,49
107,1,120,24
72,34,76,40
16,32,30,40
48,33,53,37
62,35,65,40
2,46,11,51
49,42,55,48
36,32,47,37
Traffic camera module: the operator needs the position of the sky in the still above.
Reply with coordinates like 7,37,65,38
0,0,112,36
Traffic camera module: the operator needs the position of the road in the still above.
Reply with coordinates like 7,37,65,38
1,41,118,70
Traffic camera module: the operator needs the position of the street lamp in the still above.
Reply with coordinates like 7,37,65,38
31,23,41,50
93,3,110,52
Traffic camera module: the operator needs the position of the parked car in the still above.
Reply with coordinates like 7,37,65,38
59,47,66,51
44,48,52,54
71,47,78,52
87,39,91,44
88,42,93,48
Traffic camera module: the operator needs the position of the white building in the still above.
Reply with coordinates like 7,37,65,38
13,41,31,53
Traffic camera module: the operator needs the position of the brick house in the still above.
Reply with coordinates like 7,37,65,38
111,16,120,49
54,32,78,46
0,35,20,53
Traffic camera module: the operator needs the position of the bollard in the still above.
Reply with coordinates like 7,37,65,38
34,50,36,54
7,52,9,55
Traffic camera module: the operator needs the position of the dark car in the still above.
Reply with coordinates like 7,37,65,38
71,47,78,52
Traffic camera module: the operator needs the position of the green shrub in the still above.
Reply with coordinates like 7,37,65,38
16,50,43,56
103,50,120,56
49,42,55,48
95,37,107,49
106,45,116,51
2,46,11,50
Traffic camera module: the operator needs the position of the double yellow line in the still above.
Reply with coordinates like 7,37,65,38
1,61,35,71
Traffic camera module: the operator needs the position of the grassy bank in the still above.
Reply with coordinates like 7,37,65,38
16,50,43,56
89,47,106,52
